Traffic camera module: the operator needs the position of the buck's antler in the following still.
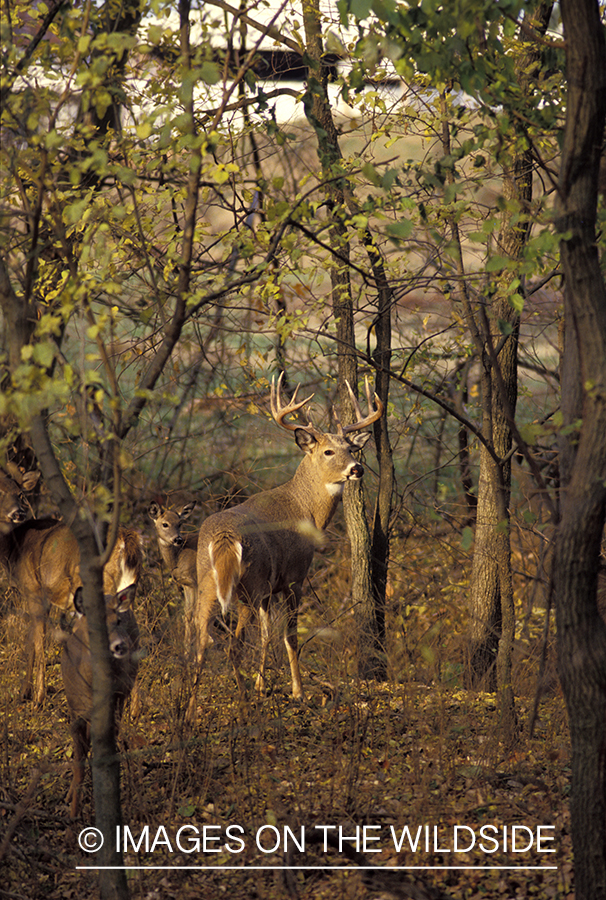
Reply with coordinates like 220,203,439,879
270,373,317,434
335,378,384,435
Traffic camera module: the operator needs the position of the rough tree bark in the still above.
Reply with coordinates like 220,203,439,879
552,1,606,896
301,0,392,678
465,6,553,737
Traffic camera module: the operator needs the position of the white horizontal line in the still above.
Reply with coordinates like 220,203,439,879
76,865,559,871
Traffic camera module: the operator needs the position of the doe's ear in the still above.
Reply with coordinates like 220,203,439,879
348,431,372,451
148,501,161,521
115,583,137,613
295,428,318,454
73,587,85,616
20,471,40,492
179,501,196,520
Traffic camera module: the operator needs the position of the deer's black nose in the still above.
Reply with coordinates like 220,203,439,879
348,464,364,480
110,638,128,658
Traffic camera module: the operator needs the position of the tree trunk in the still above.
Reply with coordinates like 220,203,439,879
301,0,384,677
370,255,394,675
466,6,552,731
553,1,606,895
467,316,517,695
29,416,129,899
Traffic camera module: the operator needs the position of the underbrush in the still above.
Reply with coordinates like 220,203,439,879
0,529,571,900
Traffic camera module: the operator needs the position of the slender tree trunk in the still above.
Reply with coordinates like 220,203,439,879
369,246,394,675
301,0,384,676
2,258,127,900
553,1,606,895
466,7,552,736
467,324,515,690
29,416,128,898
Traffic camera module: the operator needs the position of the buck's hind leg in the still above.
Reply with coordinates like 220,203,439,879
191,575,219,667
255,597,271,696
182,585,196,652
186,577,217,724
283,585,303,700
229,601,253,696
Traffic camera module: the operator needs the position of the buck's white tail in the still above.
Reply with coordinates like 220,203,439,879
209,534,243,615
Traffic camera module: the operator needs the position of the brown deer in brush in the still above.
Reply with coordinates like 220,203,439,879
0,472,142,706
192,374,383,701
148,500,197,645
17,524,142,706
0,469,39,533
60,583,139,818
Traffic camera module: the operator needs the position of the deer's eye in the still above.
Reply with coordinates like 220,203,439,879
324,449,335,457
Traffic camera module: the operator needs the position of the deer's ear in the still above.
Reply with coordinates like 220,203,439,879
349,432,372,450
19,471,40,492
180,501,196,520
73,588,85,616
295,428,318,454
115,584,137,612
148,501,161,521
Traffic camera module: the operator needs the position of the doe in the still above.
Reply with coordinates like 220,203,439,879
0,471,142,706
60,583,140,819
148,500,197,646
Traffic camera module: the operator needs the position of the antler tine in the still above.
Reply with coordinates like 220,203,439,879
339,377,384,435
270,373,316,433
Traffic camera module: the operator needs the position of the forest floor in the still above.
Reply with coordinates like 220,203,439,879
0,528,572,900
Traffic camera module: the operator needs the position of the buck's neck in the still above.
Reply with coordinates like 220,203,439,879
290,457,343,531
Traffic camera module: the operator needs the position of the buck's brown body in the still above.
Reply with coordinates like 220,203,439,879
60,584,139,818
193,376,383,703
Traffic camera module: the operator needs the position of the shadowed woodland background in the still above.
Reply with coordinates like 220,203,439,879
1,0,605,897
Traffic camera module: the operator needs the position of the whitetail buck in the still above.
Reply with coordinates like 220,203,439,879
192,374,383,702
148,500,197,644
0,471,142,706
60,583,139,818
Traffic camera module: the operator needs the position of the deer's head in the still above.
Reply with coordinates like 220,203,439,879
271,374,383,493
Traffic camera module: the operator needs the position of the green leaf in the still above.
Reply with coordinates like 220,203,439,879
178,803,197,817
510,293,524,313
199,61,220,85
32,342,56,369
361,162,382,186
386,219,414,240
350,0,373,19
485,255,510,273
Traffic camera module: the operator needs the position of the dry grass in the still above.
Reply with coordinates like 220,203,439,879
0,527,571,900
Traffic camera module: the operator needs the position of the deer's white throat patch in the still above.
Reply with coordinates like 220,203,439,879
325,482,345,497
